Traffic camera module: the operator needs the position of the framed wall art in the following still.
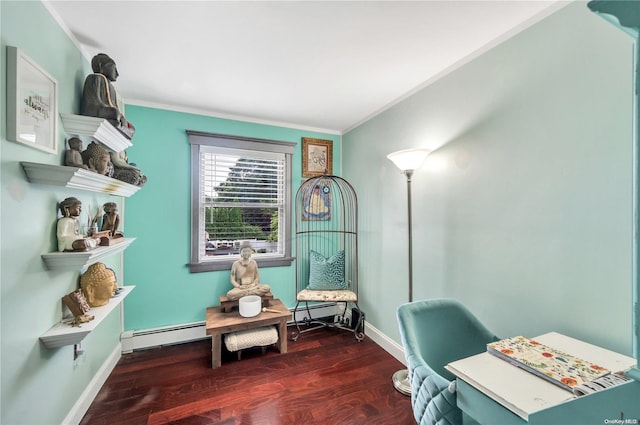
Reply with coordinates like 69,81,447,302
302,137,332,178
302,181,332,221
6,46,58,154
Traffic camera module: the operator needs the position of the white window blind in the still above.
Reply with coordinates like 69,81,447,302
198,146,286,261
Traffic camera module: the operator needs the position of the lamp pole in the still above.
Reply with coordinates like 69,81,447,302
405,169,414,303
390,168,418,396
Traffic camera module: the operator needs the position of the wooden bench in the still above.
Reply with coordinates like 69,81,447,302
205,298,291,368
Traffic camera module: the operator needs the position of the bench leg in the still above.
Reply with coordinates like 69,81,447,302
277,319,288,353
211,333,222,368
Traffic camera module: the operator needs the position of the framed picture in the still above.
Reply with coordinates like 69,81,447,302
302,181,332,221
6,46,58,154
302,137,332,177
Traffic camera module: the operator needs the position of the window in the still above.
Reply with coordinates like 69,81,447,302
188,131,295,272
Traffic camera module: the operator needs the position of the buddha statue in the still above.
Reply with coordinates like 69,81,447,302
101,202,121,236
226,241,271,300
109,150,147,187
81,141,112,176
80,53,135,139
56,197,101,252
64,137,88,169
80,262,118,307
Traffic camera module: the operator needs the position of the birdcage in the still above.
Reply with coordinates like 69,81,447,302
292,174,363,341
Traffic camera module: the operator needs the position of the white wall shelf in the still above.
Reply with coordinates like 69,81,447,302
40,286,135,349
60,113,132,152
42,238,135,271
21,162,141,197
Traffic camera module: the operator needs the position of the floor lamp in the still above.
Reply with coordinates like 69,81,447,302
387,147,431,396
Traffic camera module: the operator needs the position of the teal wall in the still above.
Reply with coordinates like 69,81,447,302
1,2,125,424
344,2,635,356
121,105,340,330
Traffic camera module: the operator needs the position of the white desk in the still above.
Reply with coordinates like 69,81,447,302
445,332,639,424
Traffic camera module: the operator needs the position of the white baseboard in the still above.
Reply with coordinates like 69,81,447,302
63,344,121,425
364,321,406,366
121,321,207,353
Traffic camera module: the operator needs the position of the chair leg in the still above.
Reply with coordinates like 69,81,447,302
351,302,365,342
291,300,365,342
336,302,365,341
291,301,302,341
291,300,332,340
292,301,317,341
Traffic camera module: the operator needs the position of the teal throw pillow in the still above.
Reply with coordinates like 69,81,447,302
308,250,347,290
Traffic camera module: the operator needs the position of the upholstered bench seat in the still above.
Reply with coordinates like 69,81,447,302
296,289,357,302
224,326,278,359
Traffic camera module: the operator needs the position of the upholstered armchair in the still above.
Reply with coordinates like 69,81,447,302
397,298,499,425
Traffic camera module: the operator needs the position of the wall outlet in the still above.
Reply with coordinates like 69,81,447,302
73,343,85,368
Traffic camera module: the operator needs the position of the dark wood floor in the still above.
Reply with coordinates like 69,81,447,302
80,326,415,425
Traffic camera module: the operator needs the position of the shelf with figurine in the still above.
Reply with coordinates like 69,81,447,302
21,131,146,196
21,161,141,197
42,238,135,271
42,197,134,271
40,284,135,349
60,113,132,153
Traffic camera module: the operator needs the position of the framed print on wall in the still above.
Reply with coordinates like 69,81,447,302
6,46,58,154
302,181,332,221
302,137,333,178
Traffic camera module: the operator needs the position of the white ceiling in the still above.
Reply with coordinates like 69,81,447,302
44,0,566,134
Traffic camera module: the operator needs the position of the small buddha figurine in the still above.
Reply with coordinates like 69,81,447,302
80,53,135,139
56,197,101,252
64,138,88,169
101,202,121,236
226,241,271,301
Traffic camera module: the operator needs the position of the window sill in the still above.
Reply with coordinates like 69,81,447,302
187,256,294,273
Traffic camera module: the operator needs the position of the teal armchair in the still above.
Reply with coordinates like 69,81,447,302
397,298,499,425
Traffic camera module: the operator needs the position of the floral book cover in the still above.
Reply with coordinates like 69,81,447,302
487,336,610,391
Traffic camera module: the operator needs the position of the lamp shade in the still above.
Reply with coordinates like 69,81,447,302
387,148,431,171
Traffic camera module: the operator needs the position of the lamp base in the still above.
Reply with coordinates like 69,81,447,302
392,368,411,396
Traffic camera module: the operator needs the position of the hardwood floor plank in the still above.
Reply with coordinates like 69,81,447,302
81,327,415,425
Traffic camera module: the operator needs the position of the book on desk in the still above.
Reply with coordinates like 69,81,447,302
487,336,613,392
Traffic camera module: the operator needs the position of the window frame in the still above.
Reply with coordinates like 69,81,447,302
187,130,295,273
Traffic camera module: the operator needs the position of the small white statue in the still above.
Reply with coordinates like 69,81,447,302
56,197,100,252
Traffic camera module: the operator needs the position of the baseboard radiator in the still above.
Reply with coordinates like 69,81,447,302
121,302,338,353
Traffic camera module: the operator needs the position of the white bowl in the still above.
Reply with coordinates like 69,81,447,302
239,295,261,317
